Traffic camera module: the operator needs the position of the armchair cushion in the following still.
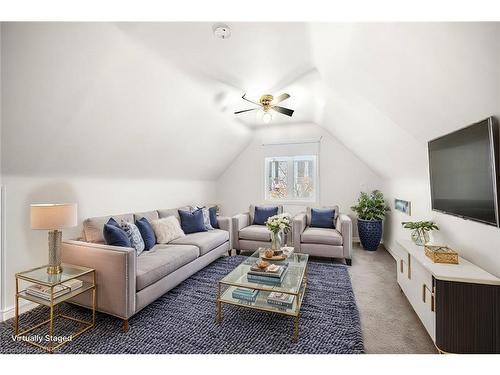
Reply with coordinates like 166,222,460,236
239,225,272,242
306,206,339,226
301,227,343,246
310,208,336,229
253,206,278,225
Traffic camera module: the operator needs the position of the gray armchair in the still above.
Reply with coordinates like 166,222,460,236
232,205,283,255
292,206,352,265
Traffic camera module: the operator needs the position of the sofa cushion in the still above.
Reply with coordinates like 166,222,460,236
301,227,343,246
135,217,156,251
178,208,207,234
83,213,134,243
239,225,271,242
310,208,336,229
195,207,214,230
170,229,229,256
151,216,185,244
157,206,191,220
209,206,219,229
103,219,131,248
253,206,278,225
136,244,199,291
120,221,145,255
133,210,159,223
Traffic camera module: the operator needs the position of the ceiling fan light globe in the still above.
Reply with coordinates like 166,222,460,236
262,112,273,124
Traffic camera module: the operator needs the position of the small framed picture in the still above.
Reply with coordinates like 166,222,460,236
395,199,411,215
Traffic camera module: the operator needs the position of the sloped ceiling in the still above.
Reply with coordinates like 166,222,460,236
2,22,499,181
310,23,500,179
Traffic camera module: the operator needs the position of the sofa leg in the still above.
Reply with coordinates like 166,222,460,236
236,249,241,255
228,249,232,256
122,319,129,333
345,259,352,266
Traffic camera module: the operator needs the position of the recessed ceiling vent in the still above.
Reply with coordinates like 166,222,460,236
213,24,231,39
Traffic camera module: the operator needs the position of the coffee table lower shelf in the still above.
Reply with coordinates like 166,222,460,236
216,281,307,341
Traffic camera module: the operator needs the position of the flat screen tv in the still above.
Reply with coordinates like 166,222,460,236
428,116,499,227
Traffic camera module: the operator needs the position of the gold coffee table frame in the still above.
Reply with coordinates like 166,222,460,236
14,263,96,353
216,249,308,341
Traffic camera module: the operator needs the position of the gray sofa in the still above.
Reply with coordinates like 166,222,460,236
292,206,352,265
61,206,231,331
231,205,283,255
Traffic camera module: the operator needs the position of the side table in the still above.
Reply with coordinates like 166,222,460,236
14,263,96,353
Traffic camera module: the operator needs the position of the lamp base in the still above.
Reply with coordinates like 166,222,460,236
47,230,63,275
47,265,63,274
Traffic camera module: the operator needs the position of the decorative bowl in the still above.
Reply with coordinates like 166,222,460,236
264,249,274,259
256,260,269,269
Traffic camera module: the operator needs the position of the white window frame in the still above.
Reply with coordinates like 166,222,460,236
264,155,318,204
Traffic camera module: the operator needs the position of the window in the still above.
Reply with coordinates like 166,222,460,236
264,155,317,202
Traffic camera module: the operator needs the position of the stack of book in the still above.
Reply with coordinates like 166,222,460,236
247,263,288,285
267,292,295,309
26,279,83,300
231,288,259,302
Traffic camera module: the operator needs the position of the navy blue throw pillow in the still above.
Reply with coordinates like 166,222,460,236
253,206,278,225
178,209,207,234
103,218,131,247
310,208,336,229
135,217,156,251
209,206,219,229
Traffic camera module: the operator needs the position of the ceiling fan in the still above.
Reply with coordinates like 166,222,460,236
234,93,294,123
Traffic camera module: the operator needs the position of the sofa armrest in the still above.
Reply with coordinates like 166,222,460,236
292,213,307,250
231,213,250,250
61,240,136,319
217,216,232,248
337,214,352,260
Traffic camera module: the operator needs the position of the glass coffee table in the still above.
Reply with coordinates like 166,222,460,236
216,248,309,341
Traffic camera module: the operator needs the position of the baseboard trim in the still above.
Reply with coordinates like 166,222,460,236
383,243,398,260
0,300,37,322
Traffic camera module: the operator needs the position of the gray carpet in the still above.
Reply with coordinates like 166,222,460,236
0,255,363,354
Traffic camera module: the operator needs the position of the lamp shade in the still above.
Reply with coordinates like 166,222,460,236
30,203,77,230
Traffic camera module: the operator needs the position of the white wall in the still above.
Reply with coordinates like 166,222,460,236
0,175,215,314
216,123,383,218
382,149,500,279
310,23,500,278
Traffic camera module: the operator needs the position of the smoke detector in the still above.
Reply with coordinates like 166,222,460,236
213,24,231,39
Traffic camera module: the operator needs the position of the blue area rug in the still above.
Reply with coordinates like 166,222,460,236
0,256,364,354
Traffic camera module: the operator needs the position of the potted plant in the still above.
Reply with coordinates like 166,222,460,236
265,213,292,251
402,221,439,246
351,190,390,251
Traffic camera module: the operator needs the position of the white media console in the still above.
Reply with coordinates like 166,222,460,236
393,240,500,353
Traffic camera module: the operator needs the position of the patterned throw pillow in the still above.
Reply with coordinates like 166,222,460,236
197,206,214,230
150,216,186,244
121,221,145,256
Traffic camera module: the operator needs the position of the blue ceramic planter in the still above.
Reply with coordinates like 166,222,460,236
357,219,382,251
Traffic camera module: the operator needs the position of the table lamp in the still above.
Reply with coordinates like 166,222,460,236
30,203,77,274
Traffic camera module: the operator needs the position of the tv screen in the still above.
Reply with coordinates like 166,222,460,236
428,117,499,227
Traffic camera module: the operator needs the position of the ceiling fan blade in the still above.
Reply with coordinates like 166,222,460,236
272,106,294,117
234,108,258,115
272,93,290,105
241,93,261,106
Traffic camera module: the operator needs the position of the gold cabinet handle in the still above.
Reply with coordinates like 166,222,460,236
407,254,411,280
422,283,435,312
400,259,403,273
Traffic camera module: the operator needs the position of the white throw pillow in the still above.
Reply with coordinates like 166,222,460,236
151,216,186,244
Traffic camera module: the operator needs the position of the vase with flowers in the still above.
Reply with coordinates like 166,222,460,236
265,213,291,251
